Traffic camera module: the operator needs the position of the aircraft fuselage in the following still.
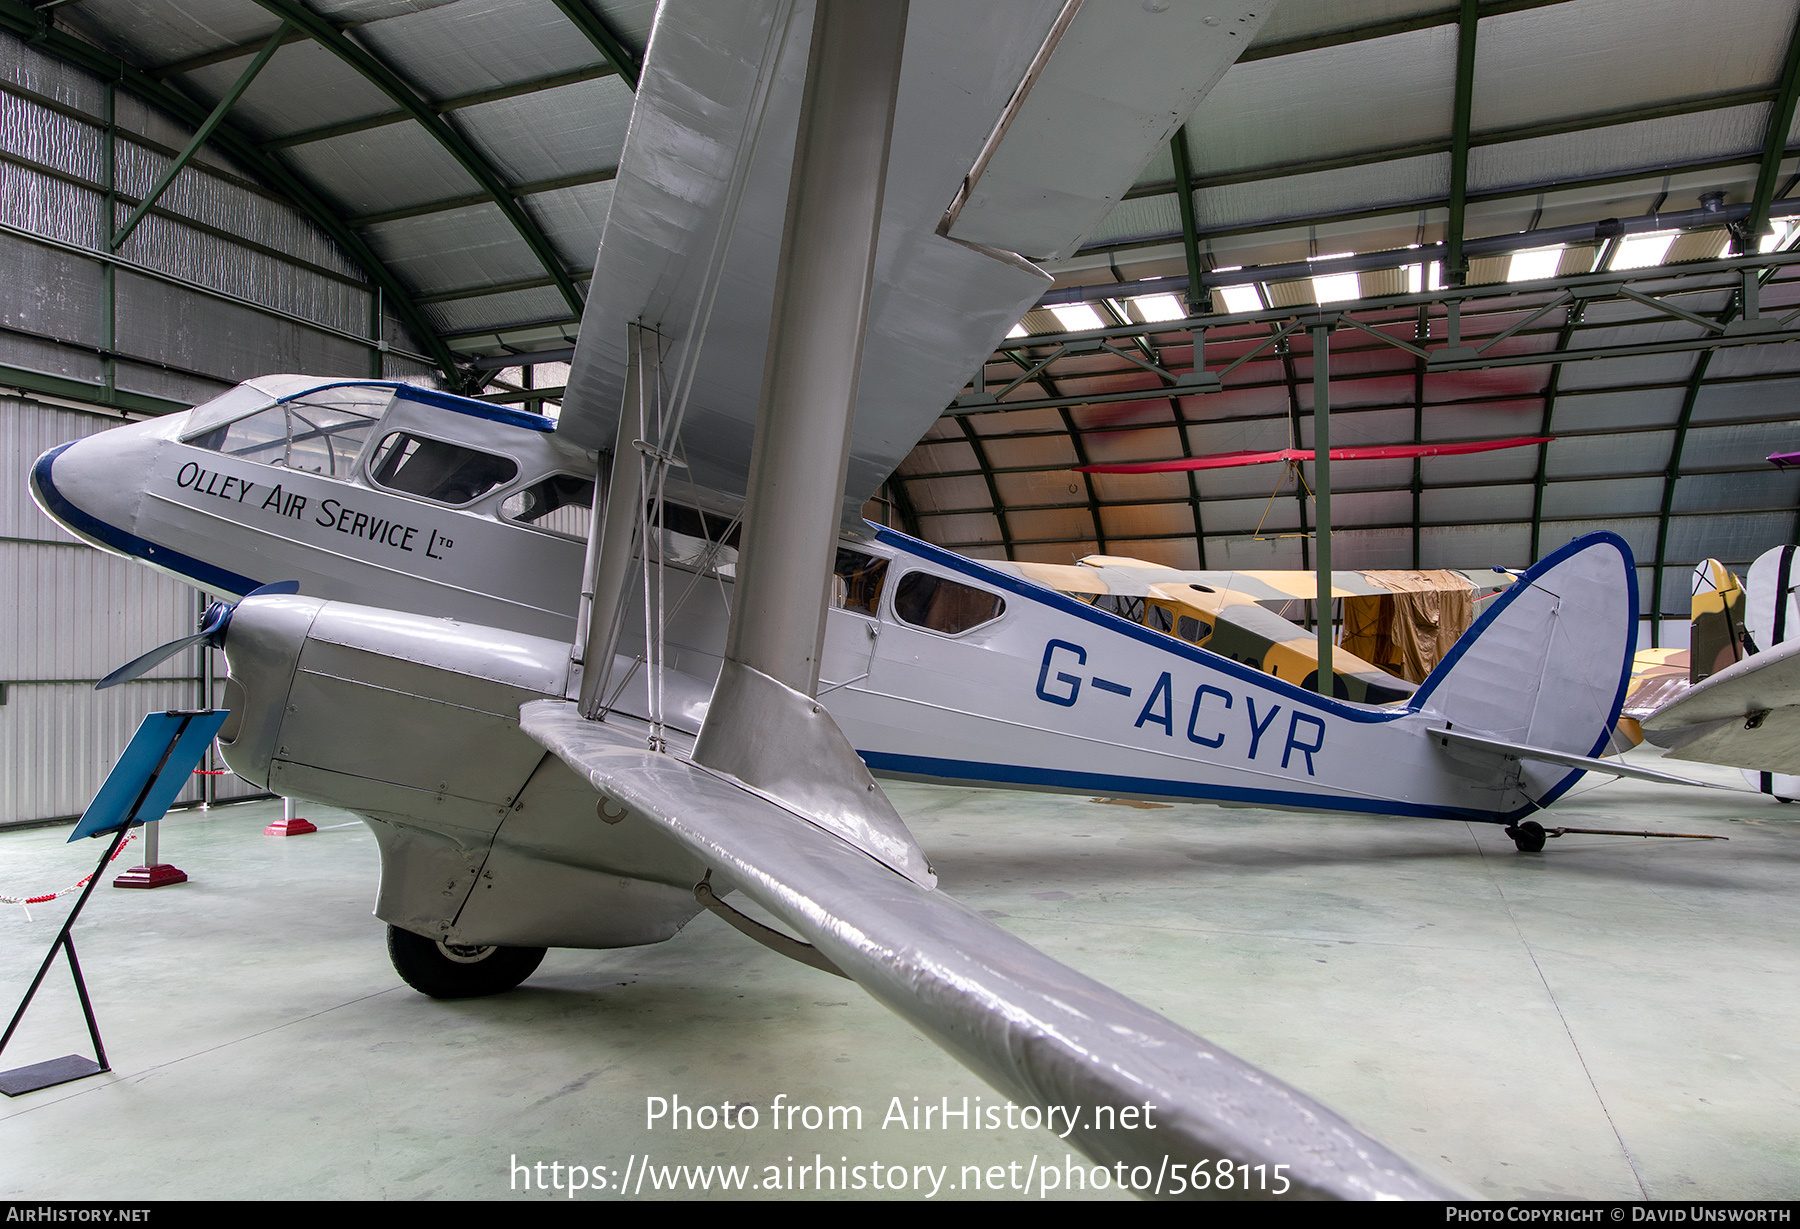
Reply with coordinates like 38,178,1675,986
35,378,1619,866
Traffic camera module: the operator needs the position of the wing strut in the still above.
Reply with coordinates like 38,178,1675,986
688,0,932,885
576,324,658,715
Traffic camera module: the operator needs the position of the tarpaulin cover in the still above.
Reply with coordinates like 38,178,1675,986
1340,570,1477,684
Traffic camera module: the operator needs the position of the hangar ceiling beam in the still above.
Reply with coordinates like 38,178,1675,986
1444,0,1479,287
246,0,587,318
110,23,289,252
1739,8,1800,254
1132,87,1778,203
0,0,460,384
263,65,625,151
546,0,641,91
352,167,618,227
1238,0,1571,63
954,415,1015,556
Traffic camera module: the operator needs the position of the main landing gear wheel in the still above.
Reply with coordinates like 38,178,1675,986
1504,820,1547,853
386,925,546,998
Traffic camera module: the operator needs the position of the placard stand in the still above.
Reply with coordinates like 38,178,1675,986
0,709,228,1096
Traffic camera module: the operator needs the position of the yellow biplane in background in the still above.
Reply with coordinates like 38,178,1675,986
987,556,1513,705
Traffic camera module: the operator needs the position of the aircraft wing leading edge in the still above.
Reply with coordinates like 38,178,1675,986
1642,636,1800,772
519,699,1458,1201
556,0,1271,515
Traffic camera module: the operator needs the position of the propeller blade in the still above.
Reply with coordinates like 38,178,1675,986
96,633,214,691
95,581,299,691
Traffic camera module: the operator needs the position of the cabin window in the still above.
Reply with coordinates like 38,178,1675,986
647,500,741,574
369,432,517,505
833,548,888,616
650,501,742,549
1146,603,1176,634
1176,614,1211,644
894,571,1004,635
502,474,595,539
1087,593,1145,624
186,389,387,480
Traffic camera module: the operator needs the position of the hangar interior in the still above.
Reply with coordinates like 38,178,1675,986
2,0,1798,1201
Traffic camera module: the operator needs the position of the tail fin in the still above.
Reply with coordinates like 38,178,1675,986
1743,545,1797,660
1689,558,1747,681
1410,533,1636,762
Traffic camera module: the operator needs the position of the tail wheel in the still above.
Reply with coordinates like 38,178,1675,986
386,925,546,998
1505,820,1548,853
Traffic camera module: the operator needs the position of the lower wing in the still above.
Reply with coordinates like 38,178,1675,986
520,698,1458,1200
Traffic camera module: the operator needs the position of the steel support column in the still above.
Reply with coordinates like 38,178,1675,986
1311,322,1334,694
1444,0,1479,286
1739,9,1800,253
1169,126,1207,315
100,80,114,402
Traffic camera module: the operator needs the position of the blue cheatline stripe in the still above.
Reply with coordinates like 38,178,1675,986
31,442,264,596
278,380,556,432
858,749,1522,824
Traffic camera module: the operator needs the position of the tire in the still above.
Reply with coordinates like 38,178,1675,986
386,925,546,999
1506,820,1547,853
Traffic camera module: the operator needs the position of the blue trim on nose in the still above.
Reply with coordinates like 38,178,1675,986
31,440,265,596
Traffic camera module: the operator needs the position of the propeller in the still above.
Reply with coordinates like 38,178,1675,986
96,582,299,691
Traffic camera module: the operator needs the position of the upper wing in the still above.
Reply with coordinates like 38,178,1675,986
1642,637,1800,772
520,698,1456,1200
555,0,1270,513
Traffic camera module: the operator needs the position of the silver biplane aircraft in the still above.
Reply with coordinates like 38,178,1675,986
26,0,1692,1200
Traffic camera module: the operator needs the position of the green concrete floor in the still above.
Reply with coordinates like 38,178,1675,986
0,753,1794,1201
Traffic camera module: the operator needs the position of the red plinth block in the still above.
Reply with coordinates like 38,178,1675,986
113,863,188,889
264,816,317,836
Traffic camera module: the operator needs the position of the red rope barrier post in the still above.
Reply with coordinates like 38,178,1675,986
113,797,187,891
264,796,316,838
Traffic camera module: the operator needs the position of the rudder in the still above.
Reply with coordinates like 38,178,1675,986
1410,533,1637,770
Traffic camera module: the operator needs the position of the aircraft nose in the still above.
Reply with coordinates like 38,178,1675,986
30,421,159,555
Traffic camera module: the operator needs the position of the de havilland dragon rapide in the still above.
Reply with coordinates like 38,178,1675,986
25,0,1682,1200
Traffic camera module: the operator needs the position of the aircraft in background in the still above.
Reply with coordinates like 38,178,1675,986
26,0,1722,1198
987,554,1512,703
1641,546,1800,799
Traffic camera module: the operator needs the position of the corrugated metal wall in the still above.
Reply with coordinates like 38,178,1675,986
0,28,440,411
2,398,263,824
0,28,422,826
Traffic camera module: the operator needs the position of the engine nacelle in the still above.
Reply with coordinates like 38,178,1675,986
217,594,704,949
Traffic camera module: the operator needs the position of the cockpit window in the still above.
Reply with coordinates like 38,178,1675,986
894,571,1005,635
368,432,517,506
186,389,389,480
502,474,595,538
833,548,888,616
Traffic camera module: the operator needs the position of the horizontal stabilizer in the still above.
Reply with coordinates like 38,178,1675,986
1429,727,1744,792
519,699,1456,1199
